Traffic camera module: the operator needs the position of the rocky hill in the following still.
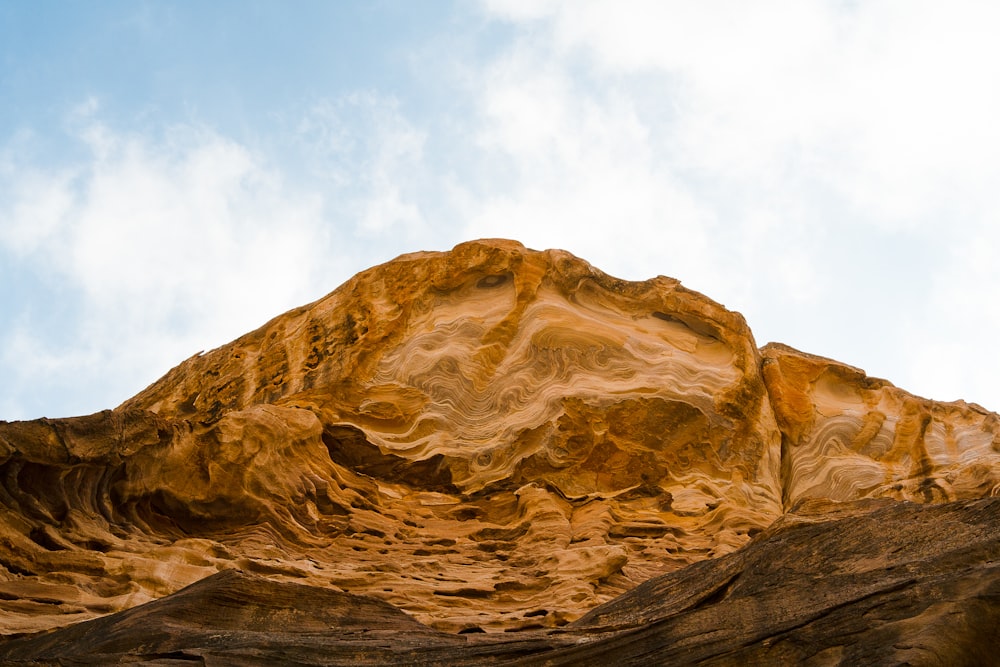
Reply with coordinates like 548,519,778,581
1,239,997,664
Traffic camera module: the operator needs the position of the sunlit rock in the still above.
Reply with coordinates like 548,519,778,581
0,239,997,651
763,343,1000,507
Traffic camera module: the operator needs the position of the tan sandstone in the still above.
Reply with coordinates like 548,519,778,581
0,239,997,639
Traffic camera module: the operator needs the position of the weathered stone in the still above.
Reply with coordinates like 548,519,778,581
0,239,997,662
1,498,995,665
762,343,1000,507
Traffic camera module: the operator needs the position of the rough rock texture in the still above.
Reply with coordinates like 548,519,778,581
565,497,1000,666
0,239,998,660
2,498,996,665
763,343,1000,506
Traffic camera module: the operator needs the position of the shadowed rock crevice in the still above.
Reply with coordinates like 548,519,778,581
321,424,459,493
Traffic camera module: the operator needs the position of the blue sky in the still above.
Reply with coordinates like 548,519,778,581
3,0,1000,420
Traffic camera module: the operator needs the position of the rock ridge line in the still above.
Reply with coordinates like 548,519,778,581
0,238,997,639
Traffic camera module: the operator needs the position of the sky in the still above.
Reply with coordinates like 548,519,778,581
2,0,999,420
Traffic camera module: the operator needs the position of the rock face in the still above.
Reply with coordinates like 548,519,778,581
763,343,1000,506
0,239,998,659
2,498,997,665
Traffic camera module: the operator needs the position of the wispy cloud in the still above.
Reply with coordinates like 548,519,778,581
465,0,1000,408
0,97,431,419
3,2,1000,419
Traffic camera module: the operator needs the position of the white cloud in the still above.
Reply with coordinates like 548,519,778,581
557,1,1000,231
1,122,329,417
455,45,723,293
481,0,561,22
468,0,1000,408
5,1,1000,420
1,169,78,255
294,94,429,238
902,223,1000,403
453,6,836,312
0,96,433,420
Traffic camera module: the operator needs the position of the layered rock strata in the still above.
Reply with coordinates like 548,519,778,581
763,343,1000,506
2,497,996,665
0,239,998,647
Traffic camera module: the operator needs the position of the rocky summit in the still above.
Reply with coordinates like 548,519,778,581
0,239,998,665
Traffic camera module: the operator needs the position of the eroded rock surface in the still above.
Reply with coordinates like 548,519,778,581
2,497,996,665
763,343,1000,507
0,239,998,656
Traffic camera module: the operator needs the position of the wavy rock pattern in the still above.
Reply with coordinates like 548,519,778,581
763,343,1000,507
0,240,783,635
3,497,997,665
0,239,997,644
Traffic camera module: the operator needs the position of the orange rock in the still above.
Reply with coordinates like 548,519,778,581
0,239,996,638
762,342,1000,507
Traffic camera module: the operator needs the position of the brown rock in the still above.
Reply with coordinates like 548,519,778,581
1,497,996,665
0,239,997,661
555,496,1000,666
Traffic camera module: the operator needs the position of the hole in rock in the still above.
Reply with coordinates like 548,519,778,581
153,650,204,662
451,508,482,521
472,524,529,541
322,425,459,493
29,527,68,552
651,311,720,341
136,489,263,536
77,539,113,553
340,313,367,346
6,462,69,523
477,273,511,288
427,538,457,546
313,492,350,517
433,588,494,599
0,559,32,576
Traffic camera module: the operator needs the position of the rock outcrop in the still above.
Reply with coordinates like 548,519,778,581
0,239,997,660
763,343,1000,506
2,497,997,665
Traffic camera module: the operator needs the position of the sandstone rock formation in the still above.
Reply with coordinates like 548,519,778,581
0,239,997,661
763,343,1000,506
2,497,997,665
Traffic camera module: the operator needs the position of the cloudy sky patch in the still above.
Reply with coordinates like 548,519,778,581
2,1,998,419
